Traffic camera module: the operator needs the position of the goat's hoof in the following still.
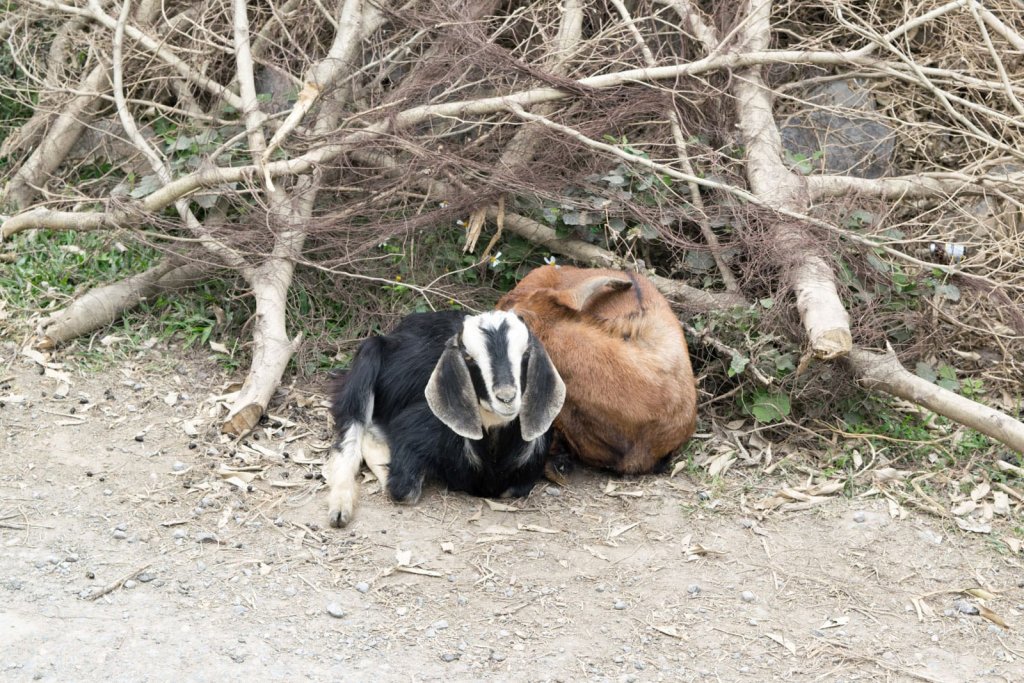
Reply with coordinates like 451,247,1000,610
328,507,352,528
544,453,573,487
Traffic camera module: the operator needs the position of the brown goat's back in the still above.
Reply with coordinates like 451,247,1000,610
497,265,696,474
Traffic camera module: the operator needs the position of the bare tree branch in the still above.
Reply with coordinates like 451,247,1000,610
849,345,1024,454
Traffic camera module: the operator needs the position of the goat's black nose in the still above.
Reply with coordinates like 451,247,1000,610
494,386,516,404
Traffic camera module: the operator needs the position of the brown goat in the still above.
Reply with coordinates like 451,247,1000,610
497,265,697,475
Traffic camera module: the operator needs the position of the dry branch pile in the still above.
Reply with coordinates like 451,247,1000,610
0,0,1022,448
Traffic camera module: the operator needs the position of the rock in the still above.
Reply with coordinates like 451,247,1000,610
137,572,156,583
853,511,866,523
433,619,449,630
113,530,128,540
741,591,756,603
490,651,506,662
440,653,460,663
326,602,346,619
954,599,979,615
545,486,562,497
171,462,186,472
123,580,137,590
613,600,627,610
779,79,894,178
687,584,701,595
354,581,370,594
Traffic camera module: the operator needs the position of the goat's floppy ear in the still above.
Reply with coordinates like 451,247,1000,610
558,275,632,312
520,336,566,441
425,336,484,440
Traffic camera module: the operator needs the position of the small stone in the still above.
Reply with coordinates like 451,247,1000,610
440,653,460,663
103,489,112,496
613,600,627,610
172,530,187,539
741,591,756,603
687,584,701,595
326,602,346,618
134,433,145,443
123,580,137,590
113,530,127,540
739,518,755,528
545,486,562,497
354,581,370,594
195,532,218,544
954,599,979,615
47,555,60,565
65,553,79,563
171,462,186,472
853,511,866,523
457,596,469,606
490,651,506,662
137,572,155,583
697,490,711,501
433,619,449,630
396,607,408,616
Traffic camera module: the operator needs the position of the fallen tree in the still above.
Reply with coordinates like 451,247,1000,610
1,0,1022,451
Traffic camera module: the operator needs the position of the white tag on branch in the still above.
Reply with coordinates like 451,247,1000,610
209,341,230,354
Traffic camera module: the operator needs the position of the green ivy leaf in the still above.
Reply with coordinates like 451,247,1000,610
728,354,749,377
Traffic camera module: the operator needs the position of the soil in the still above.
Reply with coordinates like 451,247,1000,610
1,342,1022,683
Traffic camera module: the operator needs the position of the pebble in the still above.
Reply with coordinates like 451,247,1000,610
326,602,346,619
123,580,137,590
172,530,187,539
433,620,449,630
739,518,755,528
687,584,701,595
853,511,866,523
137,572,156,583
697,491,711,501
195,532,218,544
954,599,979,615
103,489,112,496
355,581,370,594
457,596,469,606
490,651,506,662
171,462,186,472
134,434,145,443
545,487,562,497
113,530,128,540
440,653,460,663
741,591,756,603
613,600,627,610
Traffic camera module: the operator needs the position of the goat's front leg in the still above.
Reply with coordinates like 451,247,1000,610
324,423,364,528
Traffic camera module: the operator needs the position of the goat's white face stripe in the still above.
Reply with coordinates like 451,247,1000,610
461,311,530,419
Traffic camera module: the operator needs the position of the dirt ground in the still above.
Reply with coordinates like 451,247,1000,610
1,341,1023,683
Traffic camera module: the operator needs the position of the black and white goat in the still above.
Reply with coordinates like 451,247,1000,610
324,310,565,528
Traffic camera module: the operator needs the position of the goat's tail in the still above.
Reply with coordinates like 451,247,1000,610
325,337,384,528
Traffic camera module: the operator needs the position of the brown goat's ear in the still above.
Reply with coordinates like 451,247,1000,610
519,337,566,442
560,275,632,311
425,337,484,440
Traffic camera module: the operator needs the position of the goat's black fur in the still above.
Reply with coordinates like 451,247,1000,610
325,311,564,527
